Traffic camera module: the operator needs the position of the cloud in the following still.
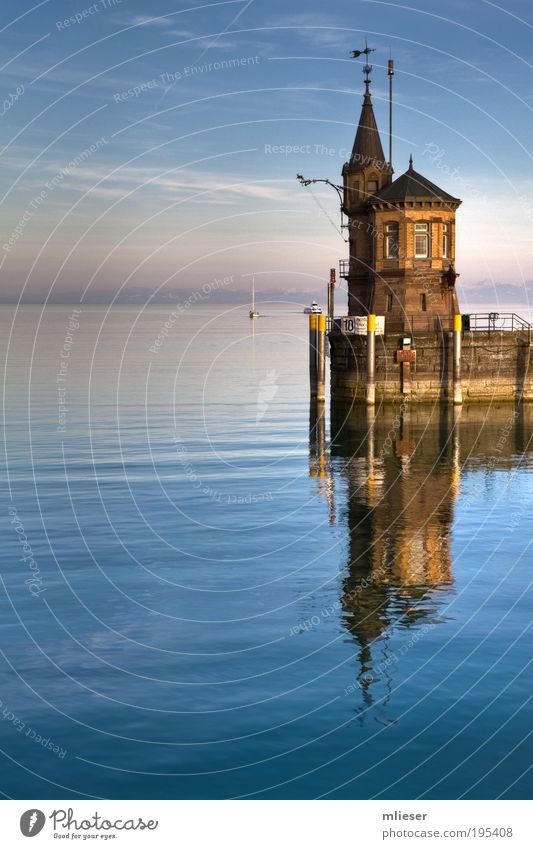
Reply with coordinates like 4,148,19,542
123,14,173,28
21,160,294,205
140,168,295,203
168,29,237,49
267,13,354,50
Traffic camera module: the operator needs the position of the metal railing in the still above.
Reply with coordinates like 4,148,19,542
331,316,455,334
330,311,532,338
462,312,531,335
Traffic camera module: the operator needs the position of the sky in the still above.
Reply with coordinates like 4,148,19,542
1,0,533,304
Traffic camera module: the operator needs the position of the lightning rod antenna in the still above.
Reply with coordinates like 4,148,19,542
388,54,394,170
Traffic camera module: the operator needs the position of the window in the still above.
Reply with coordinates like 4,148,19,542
345,180,359,207
442,222,450,258
387,294,393,312
367,179,378,194
385,222,399,259
420,293,427,311
414,222,429,258
347,181,359,204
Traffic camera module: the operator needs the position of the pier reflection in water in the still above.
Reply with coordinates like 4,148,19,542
309,401,531,723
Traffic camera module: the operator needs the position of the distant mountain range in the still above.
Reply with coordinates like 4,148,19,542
458,281,533,306
0,286,325,305
1,281,532,306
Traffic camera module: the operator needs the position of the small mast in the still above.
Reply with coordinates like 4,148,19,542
388,56,394,170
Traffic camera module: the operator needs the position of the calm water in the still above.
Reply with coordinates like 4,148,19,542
1,304,532,800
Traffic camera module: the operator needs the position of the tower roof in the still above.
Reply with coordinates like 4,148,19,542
350,92,388,171
372,157,461,204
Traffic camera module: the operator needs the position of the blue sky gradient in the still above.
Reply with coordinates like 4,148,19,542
1,0,533,302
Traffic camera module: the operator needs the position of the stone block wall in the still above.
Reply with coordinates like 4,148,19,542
329,330,533,402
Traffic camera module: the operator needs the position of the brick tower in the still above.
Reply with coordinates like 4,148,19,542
342,62,462,332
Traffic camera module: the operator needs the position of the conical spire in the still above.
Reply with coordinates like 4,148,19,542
350,90,387,170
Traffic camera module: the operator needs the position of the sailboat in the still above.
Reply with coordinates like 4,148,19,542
249,272,260,318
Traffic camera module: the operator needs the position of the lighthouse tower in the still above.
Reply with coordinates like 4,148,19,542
341,57,461,332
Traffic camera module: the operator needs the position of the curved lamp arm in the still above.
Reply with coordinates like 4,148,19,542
296,174,344,206
296,174,348,242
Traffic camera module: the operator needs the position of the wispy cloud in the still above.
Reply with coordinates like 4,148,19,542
19,161,294,205
267,13,355,51
168,30,237,49
129,15,171,27
119,13,177,28
121,18,238,48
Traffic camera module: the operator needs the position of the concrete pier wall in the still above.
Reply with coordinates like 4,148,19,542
329,330,533,402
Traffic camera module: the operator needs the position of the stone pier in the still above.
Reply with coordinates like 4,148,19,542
329,329,533,403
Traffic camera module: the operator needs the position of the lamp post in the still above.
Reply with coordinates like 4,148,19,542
296,174,345,228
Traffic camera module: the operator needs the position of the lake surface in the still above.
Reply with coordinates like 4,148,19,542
1,304,532,799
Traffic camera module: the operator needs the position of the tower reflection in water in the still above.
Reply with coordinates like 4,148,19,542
310,401,464,716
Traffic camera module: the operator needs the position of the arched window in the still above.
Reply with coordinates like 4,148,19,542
385,222,399,258
367,176,378,194
414,222,430,258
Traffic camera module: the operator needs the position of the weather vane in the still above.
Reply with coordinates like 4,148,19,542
351,40,376,94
